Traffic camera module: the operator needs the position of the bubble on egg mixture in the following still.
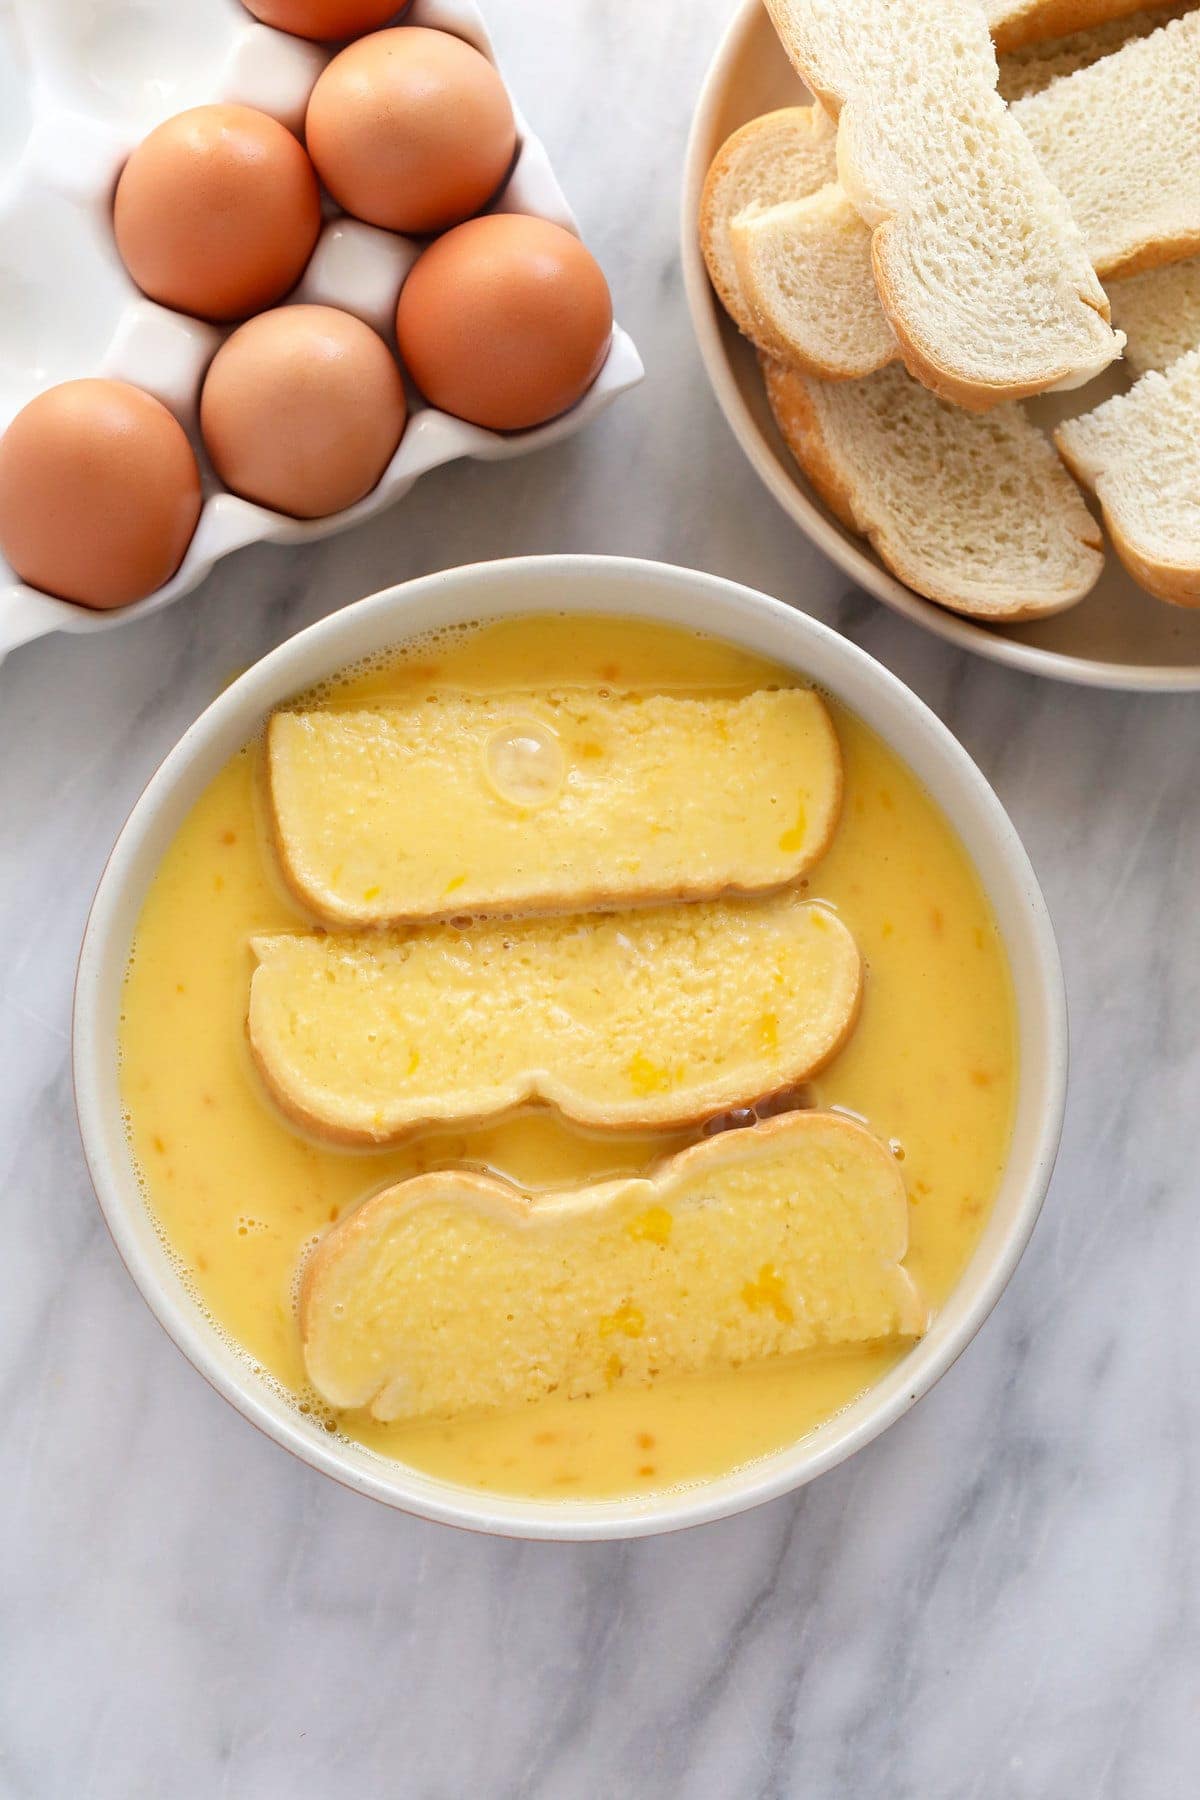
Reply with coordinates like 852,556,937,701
484,719,565,808
288,1231,325,1314
294,619,486,712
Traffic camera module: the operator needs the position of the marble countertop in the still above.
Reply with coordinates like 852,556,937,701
2,3,1197,1795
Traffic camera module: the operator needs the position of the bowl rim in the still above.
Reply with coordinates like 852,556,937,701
72,553,1068,1540
680,0,1200,694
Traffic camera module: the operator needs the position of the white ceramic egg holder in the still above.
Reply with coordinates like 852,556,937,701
0,0,643,665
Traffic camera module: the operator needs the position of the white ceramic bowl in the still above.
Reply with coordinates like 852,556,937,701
681,0,1200,692
74,555,1067,1539
0,0,641,666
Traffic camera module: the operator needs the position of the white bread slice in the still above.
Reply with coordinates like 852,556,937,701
1016,11,1200,281
248,893,862,1143
699,106,838,344
989,0,1177,55
300,1110,926,1422
267,688,842,928
761,0,1122,406
765,356,1104,619
1109,254,1200,375
1055,349,1200,604
730,185,896,381
998,3,1190,99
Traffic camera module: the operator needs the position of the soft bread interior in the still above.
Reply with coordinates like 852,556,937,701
699,105,839,345
761,0,1122,405
764,356,1104,619
731,185,895,381
248,893,863,1142
300,1110,927,1423
1016,10,1200,281
1109,253,1200,375
268,688,842,926
997,2,1193,100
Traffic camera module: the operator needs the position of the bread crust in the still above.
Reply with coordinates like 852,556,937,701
1102,528,1200,606
1097,231,1200,286
761,356,862,535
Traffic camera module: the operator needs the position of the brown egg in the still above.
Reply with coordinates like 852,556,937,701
0,380,202,609
200,305,406,518
305,27,515,235
114,104,322,323
240,0,406,39
395,215,613,431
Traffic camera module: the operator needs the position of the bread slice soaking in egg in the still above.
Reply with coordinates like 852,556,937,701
247,893,863,1141
266,686,843,923
299,1112,927,1423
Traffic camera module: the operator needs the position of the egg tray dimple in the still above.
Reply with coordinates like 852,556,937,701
0,0,644,665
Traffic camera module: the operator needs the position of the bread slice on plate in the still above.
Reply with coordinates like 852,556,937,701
300,1111,927,1422
1056,349,1200,605
699,105,838,344
1017,10,1200,281
267,688,842,927
761,0,1122,406
988,0,1178,55
997,2,1191,100
1109,253,1200,374
764,357,1104,619
248,892,862,1142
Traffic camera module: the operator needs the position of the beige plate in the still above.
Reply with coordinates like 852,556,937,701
681,0,1200,691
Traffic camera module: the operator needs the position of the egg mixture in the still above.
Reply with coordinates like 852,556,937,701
119,615,1016,1501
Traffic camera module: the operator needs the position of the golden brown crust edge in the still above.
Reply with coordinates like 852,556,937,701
1096,230,1200,286
761,355,864,537
698,145,758,342
760,0,845,117
1105,532,1200,607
